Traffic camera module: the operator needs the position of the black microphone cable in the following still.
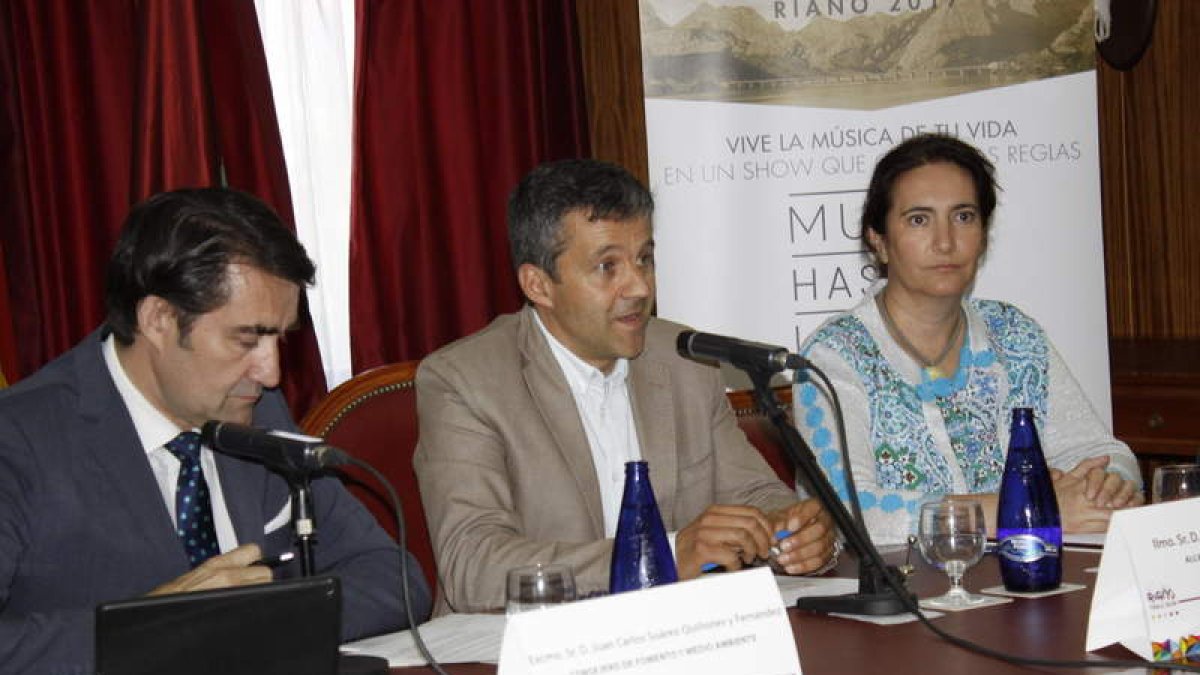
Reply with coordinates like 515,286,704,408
802,362,1200,672
336,456,450,675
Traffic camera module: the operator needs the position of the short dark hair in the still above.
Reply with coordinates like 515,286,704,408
861,133,999,242
104,187,316,345
507,159,654,280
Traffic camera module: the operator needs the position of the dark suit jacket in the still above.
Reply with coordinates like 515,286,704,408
414,306,795,614
0,330,431,674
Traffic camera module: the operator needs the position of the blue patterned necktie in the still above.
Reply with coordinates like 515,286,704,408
164,431,221,567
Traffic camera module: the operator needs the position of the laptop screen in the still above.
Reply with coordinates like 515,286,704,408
95,575,340,675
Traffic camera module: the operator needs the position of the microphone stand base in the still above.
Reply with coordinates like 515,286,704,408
796,561,916,616
795,590,915,616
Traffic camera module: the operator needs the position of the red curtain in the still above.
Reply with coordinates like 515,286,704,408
198,0,328,413
0,1,136,373
2,0,592,401
0,1,28,382
0,0,326,412
0,254,16,383
132,0,220,195
350,0,590,370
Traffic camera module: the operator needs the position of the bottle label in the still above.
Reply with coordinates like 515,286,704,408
996,534,1059,563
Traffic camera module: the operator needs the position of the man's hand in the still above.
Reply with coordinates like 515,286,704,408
674,505,774,579
148,543,273,596
766,499,836,575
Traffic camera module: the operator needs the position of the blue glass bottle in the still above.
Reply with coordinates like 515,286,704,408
609,461,678,593
996,408,1062,592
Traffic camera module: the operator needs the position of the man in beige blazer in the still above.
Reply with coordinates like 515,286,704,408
415,159,836,614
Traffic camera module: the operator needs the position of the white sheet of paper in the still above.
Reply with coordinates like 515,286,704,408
498,567,801,675
1086,499,1200,661
342,613,507,667
772,574,859,605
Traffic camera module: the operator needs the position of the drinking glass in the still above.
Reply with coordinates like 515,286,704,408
918,500,988,608
1152,464,1200,503
505,563,576,615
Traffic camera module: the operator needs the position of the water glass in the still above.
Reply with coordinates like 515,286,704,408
918,500,988,608
1152,464,1200,503
505,563,576,614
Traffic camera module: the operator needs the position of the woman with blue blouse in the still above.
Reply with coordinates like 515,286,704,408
794,133,1143,545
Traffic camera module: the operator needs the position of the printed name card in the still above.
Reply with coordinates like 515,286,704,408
1086,498,1200,661
498,567,801,675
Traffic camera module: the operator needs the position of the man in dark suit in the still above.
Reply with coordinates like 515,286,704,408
415,159,837,614
0,188,430,674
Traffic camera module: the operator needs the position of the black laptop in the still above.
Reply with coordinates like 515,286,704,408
95,575,341,675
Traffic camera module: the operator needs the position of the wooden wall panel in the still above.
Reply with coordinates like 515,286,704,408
1099,0,1200,338
575,0,649,185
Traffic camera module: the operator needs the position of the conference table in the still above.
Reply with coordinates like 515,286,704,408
391,544,1157,674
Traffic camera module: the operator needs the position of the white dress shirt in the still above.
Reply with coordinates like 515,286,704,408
534,312,642,537
102,335,239,553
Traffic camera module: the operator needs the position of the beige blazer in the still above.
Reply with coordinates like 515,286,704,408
414,306,795,613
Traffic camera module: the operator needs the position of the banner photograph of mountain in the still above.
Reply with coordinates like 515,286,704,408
640,0,1095,109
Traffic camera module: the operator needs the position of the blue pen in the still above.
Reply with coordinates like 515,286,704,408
770,529,793,559
702,529,792,573
251,551,296,568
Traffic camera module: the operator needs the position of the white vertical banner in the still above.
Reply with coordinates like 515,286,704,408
254,0,356,390
639,0,1114,424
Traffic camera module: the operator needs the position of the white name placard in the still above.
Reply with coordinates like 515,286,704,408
1086,498,1200,661
498,567,801,675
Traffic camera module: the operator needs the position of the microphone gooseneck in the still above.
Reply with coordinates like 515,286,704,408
200,421,349,578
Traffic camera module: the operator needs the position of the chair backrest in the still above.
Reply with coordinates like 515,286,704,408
299,361,435,592
726,386,796,489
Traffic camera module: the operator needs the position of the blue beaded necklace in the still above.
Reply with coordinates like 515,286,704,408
875,292,966,398
915,343,969,401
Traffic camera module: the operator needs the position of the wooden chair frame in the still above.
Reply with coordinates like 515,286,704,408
299,361,435,591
